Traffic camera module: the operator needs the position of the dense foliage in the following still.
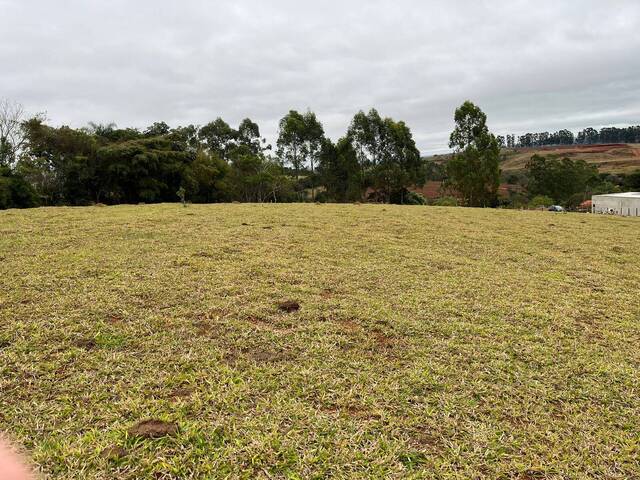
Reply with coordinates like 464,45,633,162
0,101,427,208
525,154,599,205
1,97,639,210
445,101,501,207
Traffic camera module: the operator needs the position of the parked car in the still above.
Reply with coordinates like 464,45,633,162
548,205,565,212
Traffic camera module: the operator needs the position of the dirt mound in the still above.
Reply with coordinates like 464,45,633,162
169,387,194,399
277,300,300,313
128,420,178,438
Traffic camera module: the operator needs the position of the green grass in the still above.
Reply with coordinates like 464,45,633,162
1,203,639,479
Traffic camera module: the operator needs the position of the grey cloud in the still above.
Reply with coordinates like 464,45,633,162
1,0,639,153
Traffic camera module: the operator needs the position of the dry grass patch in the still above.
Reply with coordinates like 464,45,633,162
1,203,639,478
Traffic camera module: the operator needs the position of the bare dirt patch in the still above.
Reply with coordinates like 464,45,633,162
277,300,300,313
225,346,294,365
75,338,97,350
337,318,360,333
106,314,123,324
412,430,440,451
373,331,395,349
245,315,293,332
246,315,273,327
320,289,334,299
100,445,127,460
128,420,178,439
192,251,215,258
192,309,231,335
193,320,214,335
169,387,194,399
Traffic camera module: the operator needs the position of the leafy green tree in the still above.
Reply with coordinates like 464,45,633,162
347,109,424,203
181,150,228,203
0,165,38,209
276,111,305,178
168,125,200,152
198,118,237,161
529,195,555,209
317,138,361,202
237,118,265,155
144,121,170,137
96,136,193,203
525,154,598,204
445,101,500,207
623,170,640,190
226,150,293,202
20,118,98,204
347,108,386,190
590,181,621,195
276,110,325,200
373,118,424,203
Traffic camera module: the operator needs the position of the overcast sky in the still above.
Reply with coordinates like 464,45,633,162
1,0,639,153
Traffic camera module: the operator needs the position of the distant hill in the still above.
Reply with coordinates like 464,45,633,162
425,143,640,174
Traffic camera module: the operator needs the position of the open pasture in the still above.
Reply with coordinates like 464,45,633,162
1,204,639,479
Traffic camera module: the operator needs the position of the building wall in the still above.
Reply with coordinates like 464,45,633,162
592,195,640,216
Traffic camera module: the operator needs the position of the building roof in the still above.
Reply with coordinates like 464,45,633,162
592,192,640,199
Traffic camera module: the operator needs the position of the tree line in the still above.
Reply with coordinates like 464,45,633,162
1,97,639,210
0,99,426,208
499,125,640,148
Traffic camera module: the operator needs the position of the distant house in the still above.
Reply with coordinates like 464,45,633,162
592,192,640,216
577,199,592,212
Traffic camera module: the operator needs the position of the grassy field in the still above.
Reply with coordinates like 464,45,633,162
1,203,639,479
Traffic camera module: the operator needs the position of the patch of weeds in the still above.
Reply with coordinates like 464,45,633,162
94,332,128,349
399,451,429,469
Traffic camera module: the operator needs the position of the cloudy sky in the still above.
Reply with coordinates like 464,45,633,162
1,0,639,153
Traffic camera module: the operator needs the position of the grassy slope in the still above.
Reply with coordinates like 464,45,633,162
427,144,640,175
500,144,640,174
1,204,639,479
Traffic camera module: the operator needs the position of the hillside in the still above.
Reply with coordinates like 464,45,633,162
1,204,639,479
426,143,640,174
500,143,640,173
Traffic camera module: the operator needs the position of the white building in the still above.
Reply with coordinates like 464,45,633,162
592,192,640,217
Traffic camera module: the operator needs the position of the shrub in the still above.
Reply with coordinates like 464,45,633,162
0,167,38,209
529,195,554,209
432,196,459,207
403,191,427,205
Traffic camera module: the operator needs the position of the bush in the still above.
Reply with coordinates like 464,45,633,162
432,196,458,207
529,195,554,209
501,192,529,209
402,191,427,205
0,167,38,209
